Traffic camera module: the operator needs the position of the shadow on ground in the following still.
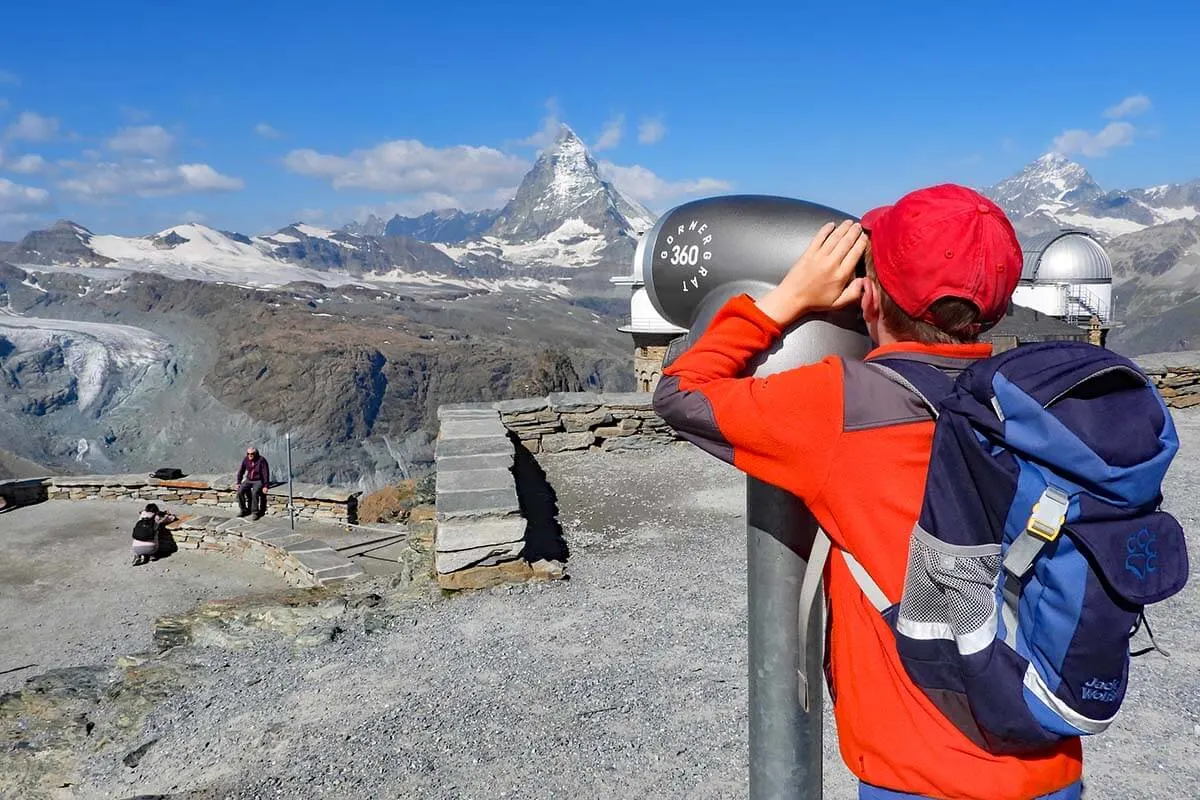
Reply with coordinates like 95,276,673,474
509,434,569,564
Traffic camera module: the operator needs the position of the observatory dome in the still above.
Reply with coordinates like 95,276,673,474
1020,230,1112,284
622,287,687,334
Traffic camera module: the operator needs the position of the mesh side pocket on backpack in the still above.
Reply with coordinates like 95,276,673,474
897,525,1002,657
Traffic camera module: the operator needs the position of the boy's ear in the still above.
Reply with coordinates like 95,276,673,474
861,277,880,323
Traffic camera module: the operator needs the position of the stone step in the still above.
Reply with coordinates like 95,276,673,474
434,541,524,574
435,486,521,520
435,467,513,494
436,517,526,553
438,418,508,439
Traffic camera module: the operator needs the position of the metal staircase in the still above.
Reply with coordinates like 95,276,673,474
1064,284,1111,326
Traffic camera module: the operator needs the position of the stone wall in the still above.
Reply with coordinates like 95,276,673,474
41,475,359,524
168,514,365,587
1142,366,1200,409
492,392,679,454
432,392,678,590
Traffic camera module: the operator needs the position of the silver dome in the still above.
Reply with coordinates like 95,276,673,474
1020,230,1112,284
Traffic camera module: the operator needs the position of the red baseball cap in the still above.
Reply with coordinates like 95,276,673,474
860,183,1022,332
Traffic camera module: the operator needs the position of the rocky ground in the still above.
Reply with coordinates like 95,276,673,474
2,417,1199,800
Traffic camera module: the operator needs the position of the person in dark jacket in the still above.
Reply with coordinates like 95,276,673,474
236,446,270,520
131,503,177,565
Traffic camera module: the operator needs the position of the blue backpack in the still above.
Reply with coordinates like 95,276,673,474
801,341,1189,755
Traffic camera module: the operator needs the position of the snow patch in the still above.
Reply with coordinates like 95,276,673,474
1054,212,1147,239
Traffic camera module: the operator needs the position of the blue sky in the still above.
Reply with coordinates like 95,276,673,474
1,0,1198,239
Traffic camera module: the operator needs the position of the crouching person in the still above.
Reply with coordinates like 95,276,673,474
131,503,177,566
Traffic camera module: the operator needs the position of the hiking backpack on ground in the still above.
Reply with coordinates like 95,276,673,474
800,340,1189,755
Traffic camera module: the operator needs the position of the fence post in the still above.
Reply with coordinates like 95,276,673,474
286,433,295,531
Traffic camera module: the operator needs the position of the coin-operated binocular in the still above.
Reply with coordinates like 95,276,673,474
637,195,872,800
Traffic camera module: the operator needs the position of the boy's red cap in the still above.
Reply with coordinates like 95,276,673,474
860,183,1022,332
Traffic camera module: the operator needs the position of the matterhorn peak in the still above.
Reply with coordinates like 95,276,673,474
486,122,654,245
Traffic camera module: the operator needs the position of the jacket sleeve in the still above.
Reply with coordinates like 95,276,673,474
652,294,845,503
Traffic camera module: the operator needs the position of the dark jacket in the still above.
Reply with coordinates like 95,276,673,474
237,455,270,486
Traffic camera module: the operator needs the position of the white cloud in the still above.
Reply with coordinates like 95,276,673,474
0,177,51,212
518,98,563,148
255,122,282,139
599,161,730,208
0,70,18,86
59,159,244,200
1104,94,1151,119
1052,121,1136,158
283,138,528,195
107,125,175,158
5,111,59,142
8,153,46,174
593,114,624,151
638,117,667,145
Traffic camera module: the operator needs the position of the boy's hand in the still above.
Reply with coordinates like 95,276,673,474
756,220,868,328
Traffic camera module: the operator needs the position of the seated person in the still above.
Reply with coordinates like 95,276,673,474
236,446,271,520
131,502,177,566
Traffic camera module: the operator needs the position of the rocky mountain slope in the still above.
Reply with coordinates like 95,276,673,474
0,127,653,485
985,153,1200,240
382,208,500,243
0,262,632,487
1104,217,1200,354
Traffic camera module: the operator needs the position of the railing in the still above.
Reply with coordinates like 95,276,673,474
1064,284,1112,326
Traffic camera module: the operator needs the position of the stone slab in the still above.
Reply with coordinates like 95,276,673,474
493,397,550,414
435,453,514,471
439,418,508,439
435,486,521,519
436,558,534,590
560,410,613,432
436,517,526,553
156,479,211,490
435,436,513,459
437,402,499,419
436,467,513,494
279,538,333,554
293,549,355,573
547,391,602,412
434,540,525,573
599,392,654,409
540,432,596,453
315,565,368,584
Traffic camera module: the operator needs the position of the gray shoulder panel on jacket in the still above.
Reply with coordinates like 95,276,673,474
840,358,933,432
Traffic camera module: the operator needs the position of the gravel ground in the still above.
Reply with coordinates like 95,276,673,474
19,415,1200,799
0,498,289,694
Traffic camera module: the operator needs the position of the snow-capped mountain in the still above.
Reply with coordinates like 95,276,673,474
487,125,654,242
418,125,656,273
986,153,1200,240
382,209,500,243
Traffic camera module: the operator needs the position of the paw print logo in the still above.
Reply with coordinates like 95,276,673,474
1124,527,1158,580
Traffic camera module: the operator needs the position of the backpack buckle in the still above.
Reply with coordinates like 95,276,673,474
1026,486,1070,542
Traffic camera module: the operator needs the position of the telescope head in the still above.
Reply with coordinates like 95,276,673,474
638,195,872,376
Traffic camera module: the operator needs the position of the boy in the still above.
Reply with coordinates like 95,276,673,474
652,184,1083,799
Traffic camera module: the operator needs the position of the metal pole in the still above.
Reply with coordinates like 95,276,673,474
747,477,824,800
286,433,295,531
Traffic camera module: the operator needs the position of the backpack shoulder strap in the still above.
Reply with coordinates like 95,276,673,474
867,357,958,418
796,528,892,710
